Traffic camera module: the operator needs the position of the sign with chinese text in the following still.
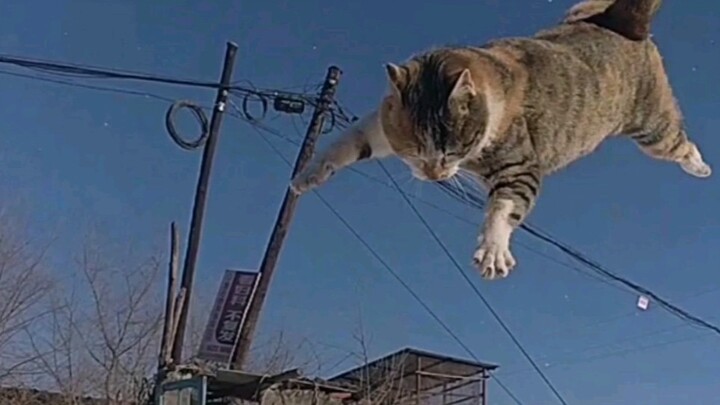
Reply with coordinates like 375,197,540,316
196,269,259,364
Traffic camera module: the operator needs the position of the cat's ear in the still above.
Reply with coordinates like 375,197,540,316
385,63,405,95
448,68,478,106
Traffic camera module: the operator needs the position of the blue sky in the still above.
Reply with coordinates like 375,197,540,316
1,1,719,404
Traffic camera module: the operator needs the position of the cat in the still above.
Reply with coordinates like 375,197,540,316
289,0,711,280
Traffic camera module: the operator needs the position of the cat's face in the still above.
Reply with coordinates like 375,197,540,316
381,61,489,182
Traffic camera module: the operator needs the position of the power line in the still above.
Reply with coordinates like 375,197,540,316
375,162,569,405
0,50,645,403
318,113,716,335
0,69,178,103
252,124,525,405
321,123,707,317
521,223,720,334
0,53,326,123
429,182,637,293
251,124,718,344
0,64,339,158
0,53,220,88
14,51,718,403
501,330,712,377
5,51,718,341
254,120,620,289
256,115,720,344
253,123,638,295
438,183,720,337
500,311,719,373
336,110,720,336
510,281,720,345
242,121,720,379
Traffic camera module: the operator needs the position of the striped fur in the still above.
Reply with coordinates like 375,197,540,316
291,0,711,280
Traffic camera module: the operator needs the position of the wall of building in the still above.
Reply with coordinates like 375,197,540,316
260,387,347,405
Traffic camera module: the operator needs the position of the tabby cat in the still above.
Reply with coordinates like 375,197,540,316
290,0,712,280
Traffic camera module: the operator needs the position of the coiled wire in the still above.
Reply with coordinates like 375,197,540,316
165,100,209,151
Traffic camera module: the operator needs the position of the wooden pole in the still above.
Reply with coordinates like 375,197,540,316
231,65,342,368
159,222,180,370
171,42,239,362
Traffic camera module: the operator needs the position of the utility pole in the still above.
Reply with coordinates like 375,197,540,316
171,42,239,362
231,66,342,368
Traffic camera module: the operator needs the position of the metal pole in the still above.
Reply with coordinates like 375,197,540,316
231,65,342,368
415,356,421,405
159,222,180,369
481,370,488,405
171,42,239,362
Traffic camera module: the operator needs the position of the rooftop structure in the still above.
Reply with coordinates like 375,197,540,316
329,347,498,405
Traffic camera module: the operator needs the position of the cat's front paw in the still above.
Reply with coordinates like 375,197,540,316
290,161,336,195
472,237,516,280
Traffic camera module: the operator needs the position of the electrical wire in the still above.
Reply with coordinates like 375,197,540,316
434,182,720,336
247,110,720,346
240,120,720,383
330,112,682,386
0,53,526,400
251,124,526,405
335,106,720,334
0,52,332,128
4,51,718,341
8,53,712,400
500,311,719,373
164,100,210,151
501,330,712,377
520,222,720,335
0,55,340,153
0,69,177,103
241,120,640,294
375,162,569,405
0,54,220,88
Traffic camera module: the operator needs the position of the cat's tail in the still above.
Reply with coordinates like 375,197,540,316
568,0,663,41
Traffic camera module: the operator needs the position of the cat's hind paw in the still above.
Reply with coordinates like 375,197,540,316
473,240,516,280
290,161,336,195
680,143,712,178
681,157,712,179
683,161,712,178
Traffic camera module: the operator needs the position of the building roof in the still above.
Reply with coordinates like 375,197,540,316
328,347,498,396
161,367,353,402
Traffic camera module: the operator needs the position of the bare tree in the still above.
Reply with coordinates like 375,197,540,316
20,231,165,404
346,321,409,405
0,209,54,385
244,331,327,376
23,283,95,404
0,211,415,405
76,238,163,403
